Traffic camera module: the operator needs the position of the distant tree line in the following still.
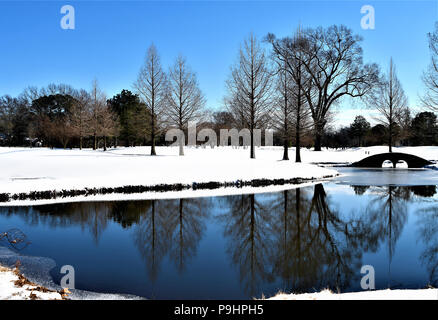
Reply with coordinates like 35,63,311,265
322,112,438,149
0,82,119,150
2,23,438,158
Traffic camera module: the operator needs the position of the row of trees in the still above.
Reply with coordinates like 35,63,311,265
0,82,119,150
133,47,206,156
323,111,438,149
0,49,207,153
221,25,379,160
2,23,438,158
225,22,438,157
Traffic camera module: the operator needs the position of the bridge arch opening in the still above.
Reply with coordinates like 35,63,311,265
396,160,408,168
382,160,394,168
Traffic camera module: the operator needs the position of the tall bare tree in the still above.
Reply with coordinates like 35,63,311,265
421,22,438,112
134,44,167,155
225,34,273,159
272,66,293,160
371,58,408,152
270,25,379,151
268,28,312,161
165,55,206,156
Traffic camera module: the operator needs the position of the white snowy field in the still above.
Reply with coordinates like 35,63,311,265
0,145,437,205
267,288,438,300
0,146,337,197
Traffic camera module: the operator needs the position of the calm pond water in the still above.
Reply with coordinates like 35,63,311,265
1,168,438,299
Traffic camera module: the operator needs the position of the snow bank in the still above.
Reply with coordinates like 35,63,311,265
267,288,438,300
0,146,337,204
0,246,141,300
0,265,63,300
0,264,141,300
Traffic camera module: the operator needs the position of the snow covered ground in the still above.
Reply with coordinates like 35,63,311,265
268,288,438,300
0,263,141,300
0,145,437,205
0,245,142,300
0,146,337,205
2,145,437,300
0,264,63,300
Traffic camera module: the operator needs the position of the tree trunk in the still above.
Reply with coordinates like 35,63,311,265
296,62,303,161
282,112,289,160
79,136,83,150
151,116,156,156
389,122,393,153
103,136,107,151
282,137,289,160
314,132,322,151
295,127,301,162
250,128,255,159
93,134,97,150
179,130,184,156
295,108,302,162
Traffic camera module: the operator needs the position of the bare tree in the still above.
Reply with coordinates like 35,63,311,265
87,81,119,151
55,115,74,149
224,94,246,130
371,58,408,152
290,81,313,161
100,105,120,151
70,89,91,150
0,96,16,146
134,44,167,155
268,28,313,161
225,34,273,159
165,55,206,156
270,25,379,151
272,66,293,160
421,22,438,112
89,79,107,150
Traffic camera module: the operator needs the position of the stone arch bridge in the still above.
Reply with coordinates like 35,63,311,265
351,152,433,168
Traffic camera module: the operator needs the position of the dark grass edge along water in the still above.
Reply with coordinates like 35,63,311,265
0,174,337,203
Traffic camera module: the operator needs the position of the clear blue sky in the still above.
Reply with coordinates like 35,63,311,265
0,0,437,126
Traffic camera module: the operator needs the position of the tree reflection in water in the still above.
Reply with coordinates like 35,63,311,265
217,193,274,297
163,198,210,273
270,188,315,292
133,200,168,282
0,183,437,298
1,202,114,244
414,185,438,286
269,184,371,294
218,183,433,295
133,197,211,281
362,186,409,288
218,184,376,296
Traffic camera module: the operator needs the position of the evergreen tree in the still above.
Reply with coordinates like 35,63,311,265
350,115,370,147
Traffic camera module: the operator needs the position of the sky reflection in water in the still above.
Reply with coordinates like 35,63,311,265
0,170,438,299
